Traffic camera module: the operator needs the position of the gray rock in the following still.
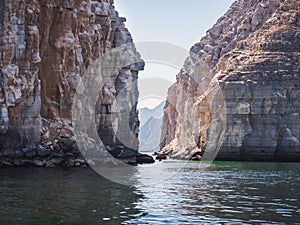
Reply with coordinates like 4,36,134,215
37,145,52,157
33,159,45,167
23,146,37,158
161,0,300,161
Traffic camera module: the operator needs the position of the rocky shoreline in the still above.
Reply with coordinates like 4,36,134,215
0,144,155,168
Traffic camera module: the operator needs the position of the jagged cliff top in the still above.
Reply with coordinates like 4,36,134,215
189,0,298,70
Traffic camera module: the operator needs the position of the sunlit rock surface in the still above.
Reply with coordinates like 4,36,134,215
160,0,300,161
0,0,146,166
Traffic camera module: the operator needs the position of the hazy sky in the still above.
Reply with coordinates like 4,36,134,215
114,0,235,109
115,0,234,49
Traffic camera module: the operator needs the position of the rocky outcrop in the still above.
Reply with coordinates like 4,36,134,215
0,0,151,167
160,0,300,161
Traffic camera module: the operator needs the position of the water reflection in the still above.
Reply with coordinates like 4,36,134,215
128,161,300,224
1,162,300,224
0,168,144,224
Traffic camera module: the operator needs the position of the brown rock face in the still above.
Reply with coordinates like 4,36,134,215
0,0,42,154
0,0,144,166
161,0,300,161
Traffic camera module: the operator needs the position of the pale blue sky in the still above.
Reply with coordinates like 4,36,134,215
114,0,235,109
115,0,235,49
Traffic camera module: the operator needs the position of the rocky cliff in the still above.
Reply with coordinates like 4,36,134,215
0,0,147,167
160,0,300,161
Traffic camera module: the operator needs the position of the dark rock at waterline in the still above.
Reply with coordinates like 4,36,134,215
0,156,89,168
136,154,155,164
120,158,138,166
33,159,45,167
154,151,204,161
23,146,37,158
0,143,155,167
107,146,155,165
37,145,52,157
114,147,137,159
156,153,167,161
190,152,203,161
0,148,23,157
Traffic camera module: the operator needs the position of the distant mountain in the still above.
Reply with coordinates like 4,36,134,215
139,101,165,126
138,101,165,152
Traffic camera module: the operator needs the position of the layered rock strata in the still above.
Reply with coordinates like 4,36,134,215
160,0,300,161
0,0,150,167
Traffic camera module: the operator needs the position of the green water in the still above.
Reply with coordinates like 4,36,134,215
0,161,299,224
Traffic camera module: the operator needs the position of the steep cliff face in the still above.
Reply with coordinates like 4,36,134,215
0,0,144,166
161,0,300,161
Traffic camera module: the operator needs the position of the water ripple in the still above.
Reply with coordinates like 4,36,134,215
127,161,300,224
0,162,299,224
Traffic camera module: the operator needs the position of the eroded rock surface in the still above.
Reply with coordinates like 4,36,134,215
0,0,148,167
161,0,300,161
